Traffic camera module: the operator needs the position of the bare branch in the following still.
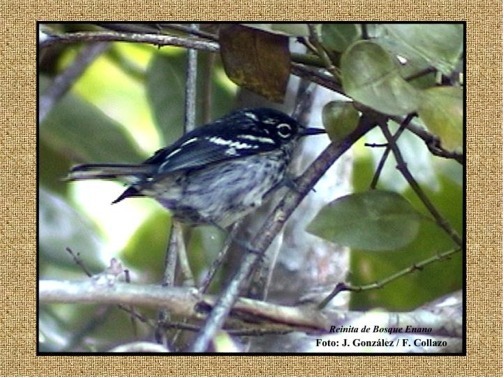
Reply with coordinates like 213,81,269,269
156,221,185,345
291,62,343,94
40,30,220,52
39,279,329,333
40,30,348,104
319,246,462,309
39,279,462,340
184,23,199,132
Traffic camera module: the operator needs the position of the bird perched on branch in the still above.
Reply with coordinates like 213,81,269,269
67,108,325,228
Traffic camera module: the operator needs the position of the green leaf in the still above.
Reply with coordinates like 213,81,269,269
341,41,419,116
219,24,290,102
350,174,463,311
39,138,72,196
146,52,186,146
307,190,424,251
322,101,359,142
40,77,143,163
383,24,463,75
322,24,361,53
418,86,463,152
146,52,235,145
39,187,104,273
121,210,171,278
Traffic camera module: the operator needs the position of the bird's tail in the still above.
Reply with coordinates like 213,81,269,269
65,163,153,182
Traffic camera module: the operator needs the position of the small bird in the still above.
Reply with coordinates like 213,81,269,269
67,108,325,228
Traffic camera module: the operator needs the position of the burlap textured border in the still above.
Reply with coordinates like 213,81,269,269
1,0,501,376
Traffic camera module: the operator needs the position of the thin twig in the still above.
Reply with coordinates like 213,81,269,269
123,268,139,337
94,23,219,42
161,222,182,287
91,23,164,34
159,320,293,337
406,124,464,164
184,23,199,132
158,23,219,41
318,247,462,309
177,232,194,287
365,142,388,148
155,221,183,345
369,113,415,189
379,122,463,247
290,51,325,67
307,24,341,80
251,81,317,302
65,247,93,277
390,115,463,164
65,249,146,343
199,223,239,294
291,63,343,94
292,79,316,120
158,33,200,347
39,42,110,124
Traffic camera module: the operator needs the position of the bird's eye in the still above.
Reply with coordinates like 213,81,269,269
276,123,292,138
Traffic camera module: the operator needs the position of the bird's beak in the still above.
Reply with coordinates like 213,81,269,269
300,127,326,137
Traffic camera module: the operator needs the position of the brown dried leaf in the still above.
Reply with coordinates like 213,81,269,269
219,24,290,102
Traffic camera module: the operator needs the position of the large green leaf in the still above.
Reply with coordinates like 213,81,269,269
39,138,72,196
341,41,419,116
322,23,361,53
383,24,463,76
40,77,143,164
39,187,104,273
121,210,171,279
350,174,463,311
146,52,186,145
307,190,425,251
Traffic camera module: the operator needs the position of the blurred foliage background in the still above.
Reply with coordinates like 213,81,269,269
38,23,463,352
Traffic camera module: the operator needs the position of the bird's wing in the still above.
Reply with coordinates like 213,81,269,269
144,124,278,175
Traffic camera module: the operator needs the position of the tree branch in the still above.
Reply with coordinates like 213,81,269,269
40,29,349,107
39,279,462,341
39,279,329,333
184,23,199,132
40,30,220,52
